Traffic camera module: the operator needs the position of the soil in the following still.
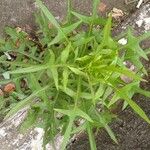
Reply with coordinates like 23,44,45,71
69,93,150,150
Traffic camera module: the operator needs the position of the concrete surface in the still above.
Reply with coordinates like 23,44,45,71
0,0,139,36
0,0,67,36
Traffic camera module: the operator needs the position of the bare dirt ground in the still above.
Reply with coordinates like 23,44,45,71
69,94,150,150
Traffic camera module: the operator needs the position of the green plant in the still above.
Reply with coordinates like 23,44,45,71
0,0,150,149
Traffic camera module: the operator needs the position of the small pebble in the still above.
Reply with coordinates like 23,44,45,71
118,38,127,45
4,83,16,93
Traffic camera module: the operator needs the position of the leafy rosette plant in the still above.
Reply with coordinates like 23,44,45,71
0,0,150,149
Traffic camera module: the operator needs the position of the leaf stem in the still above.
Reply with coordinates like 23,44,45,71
87,123,97,150
74,76,81,108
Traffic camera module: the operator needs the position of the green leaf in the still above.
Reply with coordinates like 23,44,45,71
74,47,79,60
67,0,72,23
95,84,105,100
62,68,69,89
108,93,120,107
76,55,91,62
54,108,93,122
136,45,148,60
60,86,76,98
68,66,86,77
80,92,93,100
49,21,81,46
48,50,55,65
122,101,128,110
103,66,142,81
95,110,118,144
61,43,71,63
63,21,81,33
104,125,118,144
29,74,50,107
5,85,50,119
0,96,5,110
118,92,150,124
8,65,48,74
102,15,112,43
0,60,31,68
54,108,71,116
103,87,112,102
51,67,59,90
5,27,18,40
71,11,90,23
73,36,94,47
46,50,59,90
72,122,87,134
20,109,39,132
138,31,150,41
135,88,150,98
36,0,70,47
96,15,117,50
71,11,106,26
92,0,100,18
126,29,148,60
87,123,97,150
36,0,61,30
61,117,74,150
10,49,42,63
75,108,93,122
29,74,41,91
